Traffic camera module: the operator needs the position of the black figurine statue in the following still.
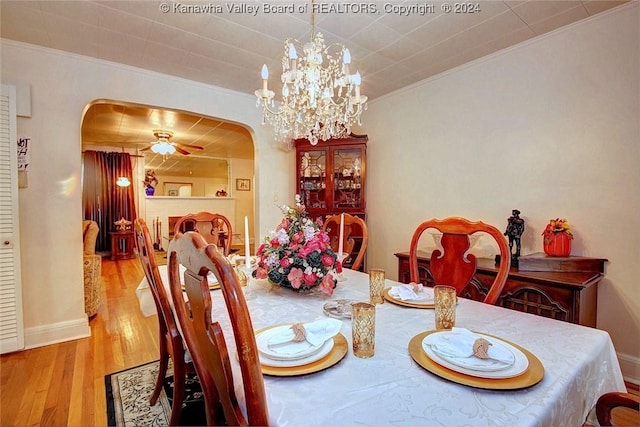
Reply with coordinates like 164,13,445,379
504,209,525,266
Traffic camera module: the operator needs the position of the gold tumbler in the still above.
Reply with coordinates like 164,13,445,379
352,302,376,358
369,268,385,304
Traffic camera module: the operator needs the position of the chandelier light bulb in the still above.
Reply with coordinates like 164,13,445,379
288,44,297,59
343,49,351,64
261,64,269,92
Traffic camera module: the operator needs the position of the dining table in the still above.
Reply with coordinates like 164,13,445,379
136,265,626,427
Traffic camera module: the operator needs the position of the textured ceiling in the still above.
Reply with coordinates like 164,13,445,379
1,0,628,175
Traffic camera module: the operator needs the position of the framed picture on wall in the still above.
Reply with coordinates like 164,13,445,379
236,178,251,191
164,182,192,197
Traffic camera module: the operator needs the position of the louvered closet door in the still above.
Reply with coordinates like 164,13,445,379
0,84,24,354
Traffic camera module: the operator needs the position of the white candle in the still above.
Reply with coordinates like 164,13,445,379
338,213,344,256
261,64,269,92
244,216,251,269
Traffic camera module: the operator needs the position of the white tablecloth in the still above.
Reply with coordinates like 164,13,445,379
136,267,625,427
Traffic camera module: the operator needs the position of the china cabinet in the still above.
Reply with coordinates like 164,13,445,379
295,134,367,216
295,134,367,269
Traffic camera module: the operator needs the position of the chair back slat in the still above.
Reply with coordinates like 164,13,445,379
322,213,368,271
409,217,511,305
168,231,268,426
133,218,187,426
174,212,233,256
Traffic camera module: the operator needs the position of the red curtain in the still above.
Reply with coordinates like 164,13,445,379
82,151,137,252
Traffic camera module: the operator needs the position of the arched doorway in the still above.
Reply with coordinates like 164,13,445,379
81,99,256,255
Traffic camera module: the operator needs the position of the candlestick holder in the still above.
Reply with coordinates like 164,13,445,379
336,252,348,282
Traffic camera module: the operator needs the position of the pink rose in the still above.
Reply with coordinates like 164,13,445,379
305,240,321,252
277,218,290,231
280,257,291,268
319,232,330,245
321,254,335,267
303,272,318,286
270,238,280,247
256,243,266,255
255,267,268,280
320,274,335,296
298,246,312,258
287,267,304,289
292,231,304,243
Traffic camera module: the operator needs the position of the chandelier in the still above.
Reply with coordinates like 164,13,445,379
255,2,367,147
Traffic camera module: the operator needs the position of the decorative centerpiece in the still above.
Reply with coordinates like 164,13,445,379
143,170,158,196
253,195,340,296
542,218,573,257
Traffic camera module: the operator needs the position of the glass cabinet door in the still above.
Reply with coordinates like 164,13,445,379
332,147,364,210
298,149,327,210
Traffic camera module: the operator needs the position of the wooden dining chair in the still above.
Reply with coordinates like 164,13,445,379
167,231,269,426
133,218,190,426
409,217,511,305
322,213,368,271
173,212,233,256
596,391,640,426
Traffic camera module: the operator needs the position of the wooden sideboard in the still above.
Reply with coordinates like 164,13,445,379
394,251,607,327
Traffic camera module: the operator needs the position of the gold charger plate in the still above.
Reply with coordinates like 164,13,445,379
409,330,544,390
254,326,348,377
384,288,434,309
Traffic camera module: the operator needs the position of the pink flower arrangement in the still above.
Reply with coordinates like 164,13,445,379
252,195,340,295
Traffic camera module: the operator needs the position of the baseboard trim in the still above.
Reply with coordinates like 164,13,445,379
24,317,90,349
618,351,640,386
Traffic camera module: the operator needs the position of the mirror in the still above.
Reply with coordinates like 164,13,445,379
144,154,230,197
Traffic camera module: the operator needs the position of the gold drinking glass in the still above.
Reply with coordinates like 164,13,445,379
352,302,375,358
434,285,457,330
369,268,385,304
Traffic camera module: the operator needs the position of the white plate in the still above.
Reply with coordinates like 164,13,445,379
256,325,325,361
430,339,515,372
422,333,529,379
389,287,434,304
259,339,334,368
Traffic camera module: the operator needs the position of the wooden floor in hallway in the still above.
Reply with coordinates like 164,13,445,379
0,256,159,427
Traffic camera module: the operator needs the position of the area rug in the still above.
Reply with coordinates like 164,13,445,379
105,361,206,427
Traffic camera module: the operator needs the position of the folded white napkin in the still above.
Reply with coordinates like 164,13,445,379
389,283,430,301
267,318,342,348
424,327,514,367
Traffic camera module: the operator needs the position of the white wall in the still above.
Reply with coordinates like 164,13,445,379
231,158,256,245
0,40,294,348
364,4,639,383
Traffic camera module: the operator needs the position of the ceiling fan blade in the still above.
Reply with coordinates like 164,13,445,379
174,145,191,155
140,146,152,151
177,143,204,150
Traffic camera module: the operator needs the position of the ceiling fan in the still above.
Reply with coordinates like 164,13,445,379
141,129,204,155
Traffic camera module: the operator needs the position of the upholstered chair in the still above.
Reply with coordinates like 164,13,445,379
82,220,102,317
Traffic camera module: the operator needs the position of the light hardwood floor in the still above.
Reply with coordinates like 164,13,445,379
0,257,159,427
1,255,637,426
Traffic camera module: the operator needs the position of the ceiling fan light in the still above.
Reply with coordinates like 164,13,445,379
150,141,175,155
116,176,131,187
